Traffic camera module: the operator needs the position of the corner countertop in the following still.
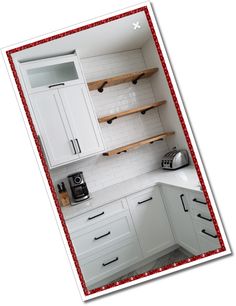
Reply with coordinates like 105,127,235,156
62,166,201,220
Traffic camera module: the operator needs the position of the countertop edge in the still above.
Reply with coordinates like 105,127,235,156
62,166,201,220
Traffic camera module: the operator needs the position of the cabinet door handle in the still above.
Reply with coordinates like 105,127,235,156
94,231,111,241
75,138,81,153
138,197,153,204
70,140,77,154
197,213,212,222
88,211,104,220
102,257,119,267
180,194,188,212
193,198,207,205
48,82,65,88
201,229,217,238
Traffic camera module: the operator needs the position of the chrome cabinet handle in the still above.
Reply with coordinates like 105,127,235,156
138,197,153,204
70,140,76,154
197,213,212,222
193,198,207,205
94,231,111,241
75,138,81,153
88,211,104,220
102,257,119,267
180,194,188,212
202,229,217,238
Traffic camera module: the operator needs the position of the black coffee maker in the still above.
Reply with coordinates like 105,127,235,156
67,172,89,203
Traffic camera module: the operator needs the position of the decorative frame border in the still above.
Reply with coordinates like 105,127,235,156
4,4,227,299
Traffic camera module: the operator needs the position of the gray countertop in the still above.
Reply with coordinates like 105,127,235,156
62,166,201,220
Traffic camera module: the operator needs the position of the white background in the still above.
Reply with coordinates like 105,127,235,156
0,0,235,305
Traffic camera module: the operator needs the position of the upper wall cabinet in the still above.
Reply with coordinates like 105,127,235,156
20,54,84,93
20,54,104,168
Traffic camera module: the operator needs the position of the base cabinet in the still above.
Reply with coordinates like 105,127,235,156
161,185,221,255
127,187,175,258
80,238,142,287
161,185,201,255
67,184,220,288
68,187,175,288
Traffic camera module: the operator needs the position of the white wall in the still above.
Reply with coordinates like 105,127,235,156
51,49,169,193
141,38,190,155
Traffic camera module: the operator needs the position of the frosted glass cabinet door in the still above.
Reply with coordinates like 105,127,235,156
59,84,104,158
30,90,79,168
21,55,84,93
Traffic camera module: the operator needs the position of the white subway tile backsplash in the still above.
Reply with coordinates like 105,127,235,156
51,49,169,193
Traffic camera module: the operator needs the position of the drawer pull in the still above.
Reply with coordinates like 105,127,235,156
94,231,111,241
202,229,217,238
180,194,188,212
138,197,153,204
48,82,65,88
193,198,207,205
197,213,212,222
102,257,119,267
88,211,104,220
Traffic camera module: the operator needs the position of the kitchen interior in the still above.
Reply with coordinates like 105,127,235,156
12,11,221,290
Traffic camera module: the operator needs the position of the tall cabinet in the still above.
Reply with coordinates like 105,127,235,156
20,54,104,168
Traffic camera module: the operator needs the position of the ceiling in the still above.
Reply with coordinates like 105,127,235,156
13,12,152,62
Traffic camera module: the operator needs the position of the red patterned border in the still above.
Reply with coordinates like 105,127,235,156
6,6,225,297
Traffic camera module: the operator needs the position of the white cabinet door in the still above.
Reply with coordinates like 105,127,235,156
127,187,175,258
161,185,200,255
59,84,104,158
30,90,79,167
21,54,84,93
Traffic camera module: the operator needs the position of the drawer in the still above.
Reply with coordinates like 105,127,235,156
71,211,136,258
197,234,221,253
80,238,142,286
191,209,213,228
188,190,209,213
127,187,155,204
66,199,127,233
193,220,220,253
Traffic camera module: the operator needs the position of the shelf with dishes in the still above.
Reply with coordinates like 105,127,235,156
103,132,175,156
98,100,166,124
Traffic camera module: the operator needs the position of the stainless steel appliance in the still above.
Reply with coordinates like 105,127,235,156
161,149,189,170
67,172,89,204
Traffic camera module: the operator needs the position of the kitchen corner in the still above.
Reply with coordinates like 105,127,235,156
10,6,227,294
62,165,200,220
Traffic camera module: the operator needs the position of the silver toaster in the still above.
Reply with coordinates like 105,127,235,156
161,149,189,170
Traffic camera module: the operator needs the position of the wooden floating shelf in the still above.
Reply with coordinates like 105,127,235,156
98,100,166,124
103,132,175,157
87,68,159,92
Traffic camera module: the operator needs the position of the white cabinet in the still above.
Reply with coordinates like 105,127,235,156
67,199,142,287
58,85,103,158
21,54,104,168
80,238,142,287
161,185,200,255
30,89,79,167
20,54,84,93
127,187,175,258
187,190,220,253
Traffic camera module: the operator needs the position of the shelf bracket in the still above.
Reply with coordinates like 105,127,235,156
132,73,145,85
98,81,108,93
117,150,127,154
150,138,164,144
141,106,154,115
107,116,117,124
